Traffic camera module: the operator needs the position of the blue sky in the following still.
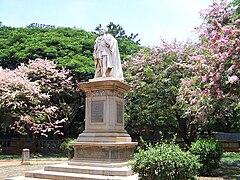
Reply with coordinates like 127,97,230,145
0,0,212,46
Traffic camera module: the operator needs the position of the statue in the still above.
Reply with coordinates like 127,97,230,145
93,29,124,80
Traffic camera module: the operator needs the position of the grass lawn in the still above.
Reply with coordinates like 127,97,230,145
213,152,240,180
221,152,240,164
0,153,66,160
0,152,239,180
197,152,240,180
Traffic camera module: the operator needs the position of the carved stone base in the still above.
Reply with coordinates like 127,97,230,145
71,142,137,163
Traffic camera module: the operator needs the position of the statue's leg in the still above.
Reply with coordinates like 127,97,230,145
102,56,107,77
98,59,102,77
95,59,102,77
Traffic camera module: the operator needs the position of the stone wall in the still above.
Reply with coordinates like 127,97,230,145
214,132,240,152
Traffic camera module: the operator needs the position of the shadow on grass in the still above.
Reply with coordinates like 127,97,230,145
212,166,240,180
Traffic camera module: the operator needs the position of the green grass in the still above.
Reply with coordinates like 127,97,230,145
209,152,240,180
221,152,240,164
0,154,21,160
213,166,240,180
0,153,66,160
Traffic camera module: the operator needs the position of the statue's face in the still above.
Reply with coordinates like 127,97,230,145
99,29,105,35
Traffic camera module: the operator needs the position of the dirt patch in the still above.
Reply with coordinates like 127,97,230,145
0,159,67,180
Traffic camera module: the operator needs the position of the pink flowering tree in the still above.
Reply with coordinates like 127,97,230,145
178,0,240,131
124,0,239,144
124,41,198,144
0,58,79,137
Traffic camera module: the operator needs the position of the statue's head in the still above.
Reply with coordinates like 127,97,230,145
99,28,106,35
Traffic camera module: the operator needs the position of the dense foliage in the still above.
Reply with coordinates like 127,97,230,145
0,0,238,144
0,27,95,80
190,138,223,176
124,42,197,144
95,22,140,45
60,138,75,159
0,24,141,80
132,142,201,180
124,0,240,144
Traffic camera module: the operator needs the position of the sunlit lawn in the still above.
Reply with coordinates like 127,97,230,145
221,152,240,164
0,152,239,180
0,153,67,180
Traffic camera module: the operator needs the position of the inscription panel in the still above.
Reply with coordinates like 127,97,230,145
117,103,123,124
77,148,109,159
87,90,125,98
91,101,104,123
75,147,134,160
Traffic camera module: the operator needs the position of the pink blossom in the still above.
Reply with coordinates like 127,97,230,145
216,88,223,99
228,75,239,84
215,72,220,81
226,64,238,72
190,99,199,105
0,58,76,136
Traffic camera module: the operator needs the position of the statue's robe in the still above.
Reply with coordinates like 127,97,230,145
93,34,123,80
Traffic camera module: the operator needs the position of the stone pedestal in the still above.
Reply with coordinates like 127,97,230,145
76,79,132,143
69,79,138,177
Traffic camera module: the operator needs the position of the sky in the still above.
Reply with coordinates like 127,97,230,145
0,0,213,46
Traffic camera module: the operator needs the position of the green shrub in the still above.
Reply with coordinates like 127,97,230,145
189,138,223,176
131,142,201,180
60,138,75,159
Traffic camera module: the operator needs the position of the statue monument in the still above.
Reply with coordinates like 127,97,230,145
68,29,138,179
6,29,138,180
93,29,124,80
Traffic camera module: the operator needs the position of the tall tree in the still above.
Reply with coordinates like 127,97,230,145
124,41,198,145
178,0,240,132
0,27,96,80
95,22,141,45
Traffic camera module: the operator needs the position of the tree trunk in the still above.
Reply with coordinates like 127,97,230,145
176,111,197,148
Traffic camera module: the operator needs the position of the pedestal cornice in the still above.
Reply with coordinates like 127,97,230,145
78,80,131,93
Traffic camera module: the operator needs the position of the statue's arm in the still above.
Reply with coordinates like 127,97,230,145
104,34,117,51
